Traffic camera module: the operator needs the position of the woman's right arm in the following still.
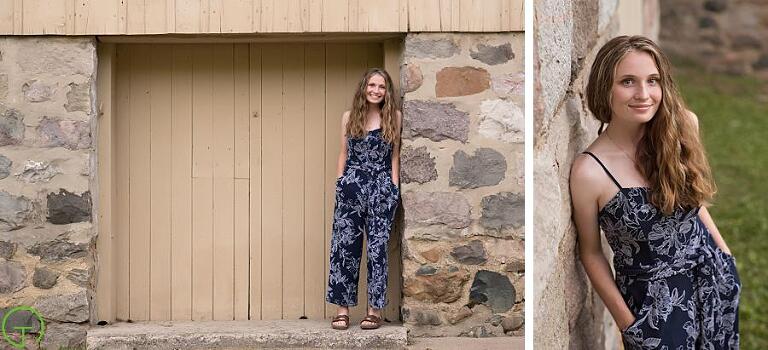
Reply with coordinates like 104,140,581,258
337,112,350,178
570,156,636,331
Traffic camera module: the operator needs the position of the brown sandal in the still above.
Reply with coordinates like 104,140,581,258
331,314,350,330
360,314,383,330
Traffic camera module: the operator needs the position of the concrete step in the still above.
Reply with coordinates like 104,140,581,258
86,319,407,349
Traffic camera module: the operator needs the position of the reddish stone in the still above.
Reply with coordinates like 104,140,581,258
436,66,490,97
403,267,470,303
420,247,443,263
402,64,423,93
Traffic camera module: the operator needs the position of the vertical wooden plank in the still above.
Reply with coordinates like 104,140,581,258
307,0,321,32
285,0,303,32
366,1,398,32
75,0,120,34
321,0,347,32
282,44,305,319
210,0,222,32
324,43,346,318
129,44,151,321
126,0,146,33
304,43,326,320
261,43,284,320
149,45,173,321
114,44,131,321
200,0,211,32
252,0,262,32
510,0,523,31
12,0,22,34
439,0,452,31
117,0,128,33
176,0,201,33
221,0,252,33
167,0,176,33
96,43,116,322
212,44,235,321
249,43,264,320
191,45,214,321
171,44,194,321
398,0,408,32
22,0,67,34
259,0,273,32
146,0,167,33
347,0,359,31
0,0,14,34
500,0,511,32
231,44,248,320
482,0,502,32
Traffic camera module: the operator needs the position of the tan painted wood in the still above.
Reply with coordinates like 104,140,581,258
21,0,66,34
113,44,131,321
149,45,174,321
126,0,146,33
128,44,152,321
321,0,348,32
408,0,440,33
170,44,195,321
95,43,116,322
212,44,236,321
191,45,214,321
146,0,168,34
75,0,120,34
167,0,176,34
260,43,284,320
233,43,251,320
248,43,264,320
323,43,346,319
282,44,305,319
176,0,201,33
0,0,13,34
221,0,253,33
117,0,128,33
307,0,321,32
303,43,326,320
210,0,223,33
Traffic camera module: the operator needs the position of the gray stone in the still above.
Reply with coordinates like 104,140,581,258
66,268,90,287
408,309,442,326
41,322,87,349
505,257,525,273
0,260,27,294
403,192,471,229
405,37,460,59
0,154,12,179
448,306,473,324
22,80,56,103
0,109,25,146
449,148,507,189
480,192,524,232
27,235,88,262
699,17,717,29
536,0,572,130
401,146,437,184
47,189,92,224
572,0,599,76
704,0,727,12
0,240,17,259
468,270,515,313
32,266,60,289
403,100,470,142
16,160,61,183
491,72,524,97
501,314,524,333
0,308,42,333
470,43,514,65
731,34,762,50
479,99,524,143
754,54,768,70
17,37,96,76
0,191,32,231
435,66,491,97
403,267,470,303
402,64,423,93
33,290,89,322
37,117,92,150
450,240,487,265
0,74,7,100
65,82,92,113
415,265,437,276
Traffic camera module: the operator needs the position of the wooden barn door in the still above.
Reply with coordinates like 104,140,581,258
104,42,400,322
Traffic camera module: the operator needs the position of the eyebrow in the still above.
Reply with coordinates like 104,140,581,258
616,73,661,79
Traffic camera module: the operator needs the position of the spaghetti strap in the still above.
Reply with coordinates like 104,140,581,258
582,151,623,189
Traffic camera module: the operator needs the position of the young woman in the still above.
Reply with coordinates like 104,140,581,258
326,68,401,330
570,36,741,349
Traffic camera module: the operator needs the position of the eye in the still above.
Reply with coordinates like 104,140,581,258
648,78,660,85
621,78,634,87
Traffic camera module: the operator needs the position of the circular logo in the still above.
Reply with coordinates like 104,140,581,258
2,306,45,349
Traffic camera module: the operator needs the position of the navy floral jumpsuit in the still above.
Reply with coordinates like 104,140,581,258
326,128,399,309
584,152,741,350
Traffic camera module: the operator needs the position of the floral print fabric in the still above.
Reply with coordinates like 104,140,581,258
326,129,399,309
584,152,741,350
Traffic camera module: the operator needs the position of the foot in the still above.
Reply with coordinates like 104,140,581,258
332,306,350,329
361,307,382,329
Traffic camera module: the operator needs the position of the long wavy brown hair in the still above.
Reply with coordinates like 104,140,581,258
586,35,716,214
346,68,400,145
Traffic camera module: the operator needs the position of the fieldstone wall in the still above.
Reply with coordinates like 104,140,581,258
533,0,655,349
0,37,97,349
660,0,768,79
400,33,524,338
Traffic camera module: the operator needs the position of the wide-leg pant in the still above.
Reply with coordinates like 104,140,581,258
326,169,399,309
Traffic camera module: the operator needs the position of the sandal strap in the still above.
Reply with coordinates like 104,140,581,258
362,314,381,323
332,314,349,322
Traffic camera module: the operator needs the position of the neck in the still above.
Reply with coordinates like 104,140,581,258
367,102,382,114
604,121,644,153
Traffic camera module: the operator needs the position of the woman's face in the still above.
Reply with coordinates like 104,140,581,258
609,50,662,125
365,74,386,105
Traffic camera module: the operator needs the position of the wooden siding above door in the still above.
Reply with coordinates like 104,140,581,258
0,0,522,35
100,42,399,322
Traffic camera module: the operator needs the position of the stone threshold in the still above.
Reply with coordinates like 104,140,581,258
86,319,407,349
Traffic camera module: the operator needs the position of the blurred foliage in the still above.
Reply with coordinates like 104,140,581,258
674,56,768,349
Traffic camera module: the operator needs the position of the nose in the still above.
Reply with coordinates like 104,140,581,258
634,82,650,100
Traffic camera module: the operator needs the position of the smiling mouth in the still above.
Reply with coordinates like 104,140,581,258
629,104,654,110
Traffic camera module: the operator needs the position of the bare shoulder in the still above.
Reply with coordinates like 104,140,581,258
341,111,351,125
570,153,608,191
685,109,699,130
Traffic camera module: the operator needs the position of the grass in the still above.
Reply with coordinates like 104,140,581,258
674,58,768,349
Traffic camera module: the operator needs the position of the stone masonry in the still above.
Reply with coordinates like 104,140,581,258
660,0,768,79
400,33,524,338
534,1,659,349
0,37,96,349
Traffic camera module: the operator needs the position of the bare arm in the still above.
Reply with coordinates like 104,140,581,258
571,156,636,331
337,112,350,178
699,206,732,255
391,111,402,185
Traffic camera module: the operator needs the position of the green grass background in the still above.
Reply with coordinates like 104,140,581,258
674,58,768,349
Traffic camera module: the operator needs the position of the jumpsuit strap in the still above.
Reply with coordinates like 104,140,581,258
582,151,623,190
